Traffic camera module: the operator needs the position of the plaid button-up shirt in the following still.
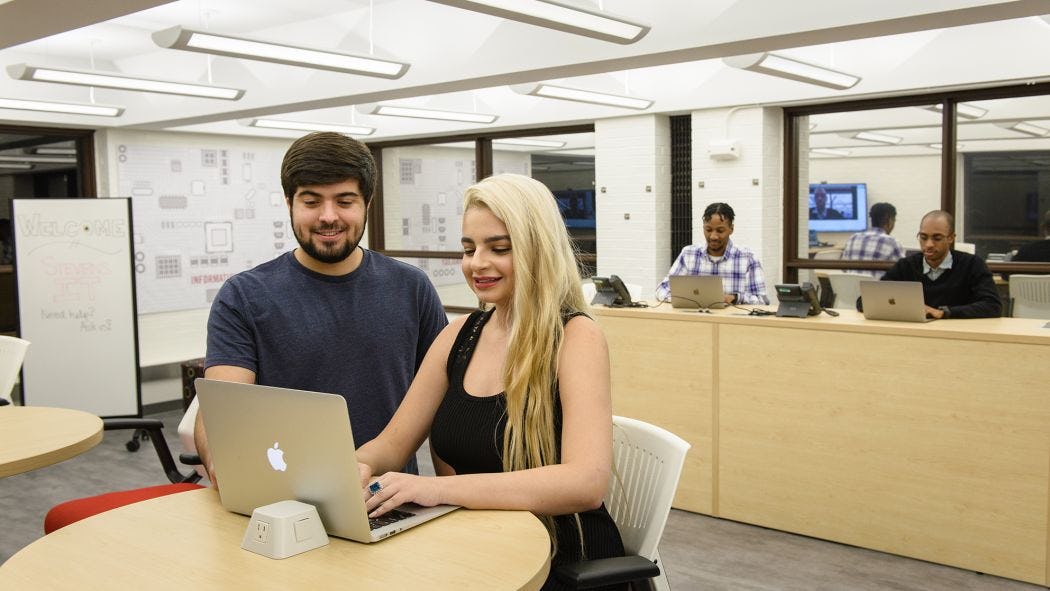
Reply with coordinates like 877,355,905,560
841,228,904,278
656,240,769,304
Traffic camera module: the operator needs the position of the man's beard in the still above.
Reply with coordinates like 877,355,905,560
293,221,364,265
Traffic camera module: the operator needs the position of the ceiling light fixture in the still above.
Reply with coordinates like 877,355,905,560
8,63,244,100
722,52,860,90
0,155,76,164
809,148,851,157
851,131,902,145
493,137,566,148
152,26,409,79
924,103,988,120
0,97,123,117
0,163,34,170
426,0,649,44
997,121,1050,137
511,83,652,110
245,118,375,136
33,147,77,155
359,103,498,124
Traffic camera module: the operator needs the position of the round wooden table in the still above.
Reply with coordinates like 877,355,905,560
0,487,552,590
0,406,104,478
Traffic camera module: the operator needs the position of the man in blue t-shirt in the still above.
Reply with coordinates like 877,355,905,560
197,132,447,484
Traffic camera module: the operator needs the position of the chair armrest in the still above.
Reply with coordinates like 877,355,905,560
101,418,199,484
179,453,202,466
553,555,660,589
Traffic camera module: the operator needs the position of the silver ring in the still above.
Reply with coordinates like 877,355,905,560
368,480,383,496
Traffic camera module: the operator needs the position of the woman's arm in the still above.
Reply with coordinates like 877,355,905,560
365,316,613,517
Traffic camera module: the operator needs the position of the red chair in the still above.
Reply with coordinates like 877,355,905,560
44,414,205,534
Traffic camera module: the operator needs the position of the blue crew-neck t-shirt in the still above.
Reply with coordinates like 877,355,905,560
205,249,447,471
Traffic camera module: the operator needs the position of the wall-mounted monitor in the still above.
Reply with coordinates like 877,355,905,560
808,183,867,232
553,189,595,229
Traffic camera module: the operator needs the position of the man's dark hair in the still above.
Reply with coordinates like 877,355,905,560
702,202,735,224
280,132,376,204
869,202,896,228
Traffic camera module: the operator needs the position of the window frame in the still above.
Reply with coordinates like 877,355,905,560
783,82,1050,282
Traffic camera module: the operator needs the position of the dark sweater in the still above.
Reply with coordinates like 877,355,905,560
859,250,1002,318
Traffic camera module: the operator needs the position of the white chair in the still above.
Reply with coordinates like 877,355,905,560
1009,275,1050,319
826,272,866,309
0,335,29,405
554,416,691,590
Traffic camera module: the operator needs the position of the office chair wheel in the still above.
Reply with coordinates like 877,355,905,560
124,428,151,452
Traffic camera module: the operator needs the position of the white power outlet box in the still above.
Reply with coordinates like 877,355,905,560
241,500,329,559
707,139,742,161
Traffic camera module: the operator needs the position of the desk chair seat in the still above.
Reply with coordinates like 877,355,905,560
45,482,203,534
554,416,690,590
43,408,205,534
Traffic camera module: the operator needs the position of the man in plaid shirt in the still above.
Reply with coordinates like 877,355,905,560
656,202,769,305
842,202,904,278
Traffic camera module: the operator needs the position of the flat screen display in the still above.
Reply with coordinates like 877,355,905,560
808,183,867,232
553,189,596,229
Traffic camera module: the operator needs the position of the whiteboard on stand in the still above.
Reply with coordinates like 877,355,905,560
13,198,141,417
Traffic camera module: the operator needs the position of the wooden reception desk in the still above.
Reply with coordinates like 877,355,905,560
591,305,1050,585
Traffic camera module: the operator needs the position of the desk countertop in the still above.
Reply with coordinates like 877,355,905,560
0,487,552,590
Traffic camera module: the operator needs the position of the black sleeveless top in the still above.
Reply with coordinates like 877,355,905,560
429,309,626,590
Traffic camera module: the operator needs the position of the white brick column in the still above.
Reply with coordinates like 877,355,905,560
594,115,670,301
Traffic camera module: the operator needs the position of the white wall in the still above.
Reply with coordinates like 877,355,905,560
95,129,294,405
594,115,670,301
689,107,783,299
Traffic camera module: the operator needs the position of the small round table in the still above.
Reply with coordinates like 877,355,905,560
0,406,104,478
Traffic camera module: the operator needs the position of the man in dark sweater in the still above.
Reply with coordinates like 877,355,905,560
859,210,1001,319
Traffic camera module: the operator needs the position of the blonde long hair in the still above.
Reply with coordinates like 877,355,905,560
463,174,587,541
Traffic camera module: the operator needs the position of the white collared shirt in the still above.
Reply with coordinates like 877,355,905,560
923,251,954,281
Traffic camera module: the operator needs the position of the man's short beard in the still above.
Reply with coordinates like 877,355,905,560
292,221,365,265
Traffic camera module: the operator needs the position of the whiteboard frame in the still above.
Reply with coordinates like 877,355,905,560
12,198,142,417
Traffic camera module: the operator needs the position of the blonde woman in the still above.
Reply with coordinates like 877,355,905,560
357,173,625,589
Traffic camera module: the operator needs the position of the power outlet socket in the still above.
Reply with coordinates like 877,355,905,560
241,500,328,559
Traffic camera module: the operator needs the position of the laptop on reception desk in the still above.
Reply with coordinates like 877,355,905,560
195,379,457,542
860,281,932,323
668,275,727,309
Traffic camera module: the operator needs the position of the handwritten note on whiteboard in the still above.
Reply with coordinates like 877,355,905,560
13,198,140,416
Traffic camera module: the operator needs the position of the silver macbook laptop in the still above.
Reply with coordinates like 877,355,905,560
860,280,932,323
195,378,458,543
668,275,727,309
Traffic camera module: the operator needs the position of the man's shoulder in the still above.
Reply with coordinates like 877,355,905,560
366,250,432,282
223,252,290,286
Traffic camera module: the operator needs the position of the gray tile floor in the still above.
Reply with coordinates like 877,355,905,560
0,409,1043,590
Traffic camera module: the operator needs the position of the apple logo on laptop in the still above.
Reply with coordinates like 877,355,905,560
888,298,896,306
267,442,287,472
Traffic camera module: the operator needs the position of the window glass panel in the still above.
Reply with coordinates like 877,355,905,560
958,95,1050,268
800,106,942,277
380,142,475,253
494,132,596,277
393,256,477,309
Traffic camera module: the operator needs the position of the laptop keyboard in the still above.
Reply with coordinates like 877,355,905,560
368,508,415,530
